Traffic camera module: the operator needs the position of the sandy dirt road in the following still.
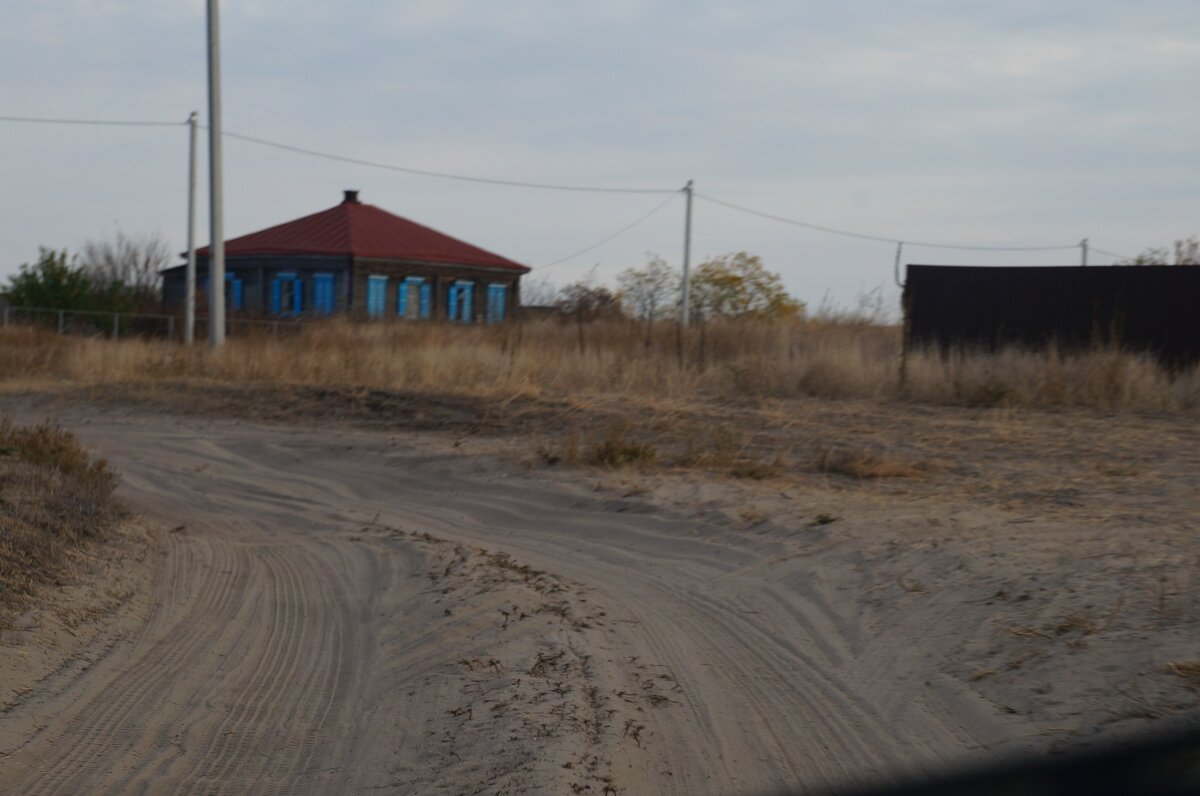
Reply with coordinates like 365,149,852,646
1,403,1196,794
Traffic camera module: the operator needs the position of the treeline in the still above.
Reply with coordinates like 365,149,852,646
530,251,805,324
3,232,170,314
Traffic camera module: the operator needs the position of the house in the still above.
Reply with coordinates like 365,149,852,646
161,190,529,323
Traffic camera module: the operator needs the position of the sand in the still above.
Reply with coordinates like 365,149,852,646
0,396,1196,794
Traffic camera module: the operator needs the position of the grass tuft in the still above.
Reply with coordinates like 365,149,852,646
814,445,926,479
0,318,1196,413
590,424,657,468
0,419,119,612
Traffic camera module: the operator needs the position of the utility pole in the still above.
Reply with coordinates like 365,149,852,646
680,179,693,327
1081,238,1088,267
206,0,226,347
185,111,198,344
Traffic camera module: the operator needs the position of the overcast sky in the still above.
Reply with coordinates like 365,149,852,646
2,1,1197,311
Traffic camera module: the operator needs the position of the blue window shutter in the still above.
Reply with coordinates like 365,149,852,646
462,284,473,323
294,280,304,314
419,282,431,319
231,279,244,311
495,285,506,322
313,273,334,315
270,279,282,315
397,281,409,318
367,276,387,317
448,285,458,321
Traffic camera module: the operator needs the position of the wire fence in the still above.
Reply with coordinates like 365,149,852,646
1,306,306,342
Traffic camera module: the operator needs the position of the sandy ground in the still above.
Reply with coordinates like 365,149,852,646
0,391,1197,794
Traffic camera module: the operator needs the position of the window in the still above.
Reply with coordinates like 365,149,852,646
486,284,506,324
270,272,303,316
447,280,474,323
397,277,431,320
205,273,243,312
366,275,387,318
226,274,244,312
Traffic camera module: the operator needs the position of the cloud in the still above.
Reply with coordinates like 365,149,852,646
1,1,1198,305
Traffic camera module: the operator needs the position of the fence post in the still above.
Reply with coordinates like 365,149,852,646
168,316,175,341
58,310,65,335
3,306,8,328
112,313,120,340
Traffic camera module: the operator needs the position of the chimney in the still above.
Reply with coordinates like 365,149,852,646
343,189,360,204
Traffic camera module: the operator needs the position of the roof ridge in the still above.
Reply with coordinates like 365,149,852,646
194,194,528,272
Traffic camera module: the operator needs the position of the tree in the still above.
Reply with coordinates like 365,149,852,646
519,276,559,307
617,255,678,322
79,230,170,311
3,248,95,311
557,277,622,321
688,252,803,321
1119,237,1199,265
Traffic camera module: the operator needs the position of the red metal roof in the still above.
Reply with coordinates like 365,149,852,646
196,192,528,272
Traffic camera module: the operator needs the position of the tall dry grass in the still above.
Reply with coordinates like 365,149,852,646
1,318,1197,412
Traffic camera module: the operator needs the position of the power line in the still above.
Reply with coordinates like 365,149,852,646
0,114,185,128
1091,246,1135,261
0,114,1154,262
695,192,1082,252
0,114,678,194
535,191,681,271
220,129,678,195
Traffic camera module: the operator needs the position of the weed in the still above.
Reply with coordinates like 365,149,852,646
1167,660,1200,688
0,419,120,612
814,445,924,479
731,456,783,480
2,316,1194,412
590,424,656,468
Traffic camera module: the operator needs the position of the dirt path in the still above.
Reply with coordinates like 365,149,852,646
1,405,1196,793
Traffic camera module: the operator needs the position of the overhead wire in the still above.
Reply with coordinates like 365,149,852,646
695,192,1082,252
535,191,681,271
0,114,1152,263
1091,246,1135,262
0,114,185,127
219,129,678,195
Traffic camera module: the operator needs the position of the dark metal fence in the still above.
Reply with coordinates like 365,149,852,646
1,306,305,341
903,265,1200,366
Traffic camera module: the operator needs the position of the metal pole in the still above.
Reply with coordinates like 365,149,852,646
58,310,64,335
1081,238,1088,267
185,111,198,344
680,179,693,328
206,0,226,348
893,241,904,288
112,313,119,340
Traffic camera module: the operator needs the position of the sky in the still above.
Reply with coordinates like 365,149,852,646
2,1,1198,312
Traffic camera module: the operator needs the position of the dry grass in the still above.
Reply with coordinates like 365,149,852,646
1,317,1198,413
0,419,119,611
814,445,928,479
1167,660,1200,687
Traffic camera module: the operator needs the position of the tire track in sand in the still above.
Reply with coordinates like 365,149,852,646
12,534,248,795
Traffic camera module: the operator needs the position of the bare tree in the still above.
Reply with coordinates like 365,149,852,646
617,254,678,345
80,230,171,310
1119,236,1199,265
519,276,560,307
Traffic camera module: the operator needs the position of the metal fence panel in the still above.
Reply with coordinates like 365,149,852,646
904,265,1200,366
